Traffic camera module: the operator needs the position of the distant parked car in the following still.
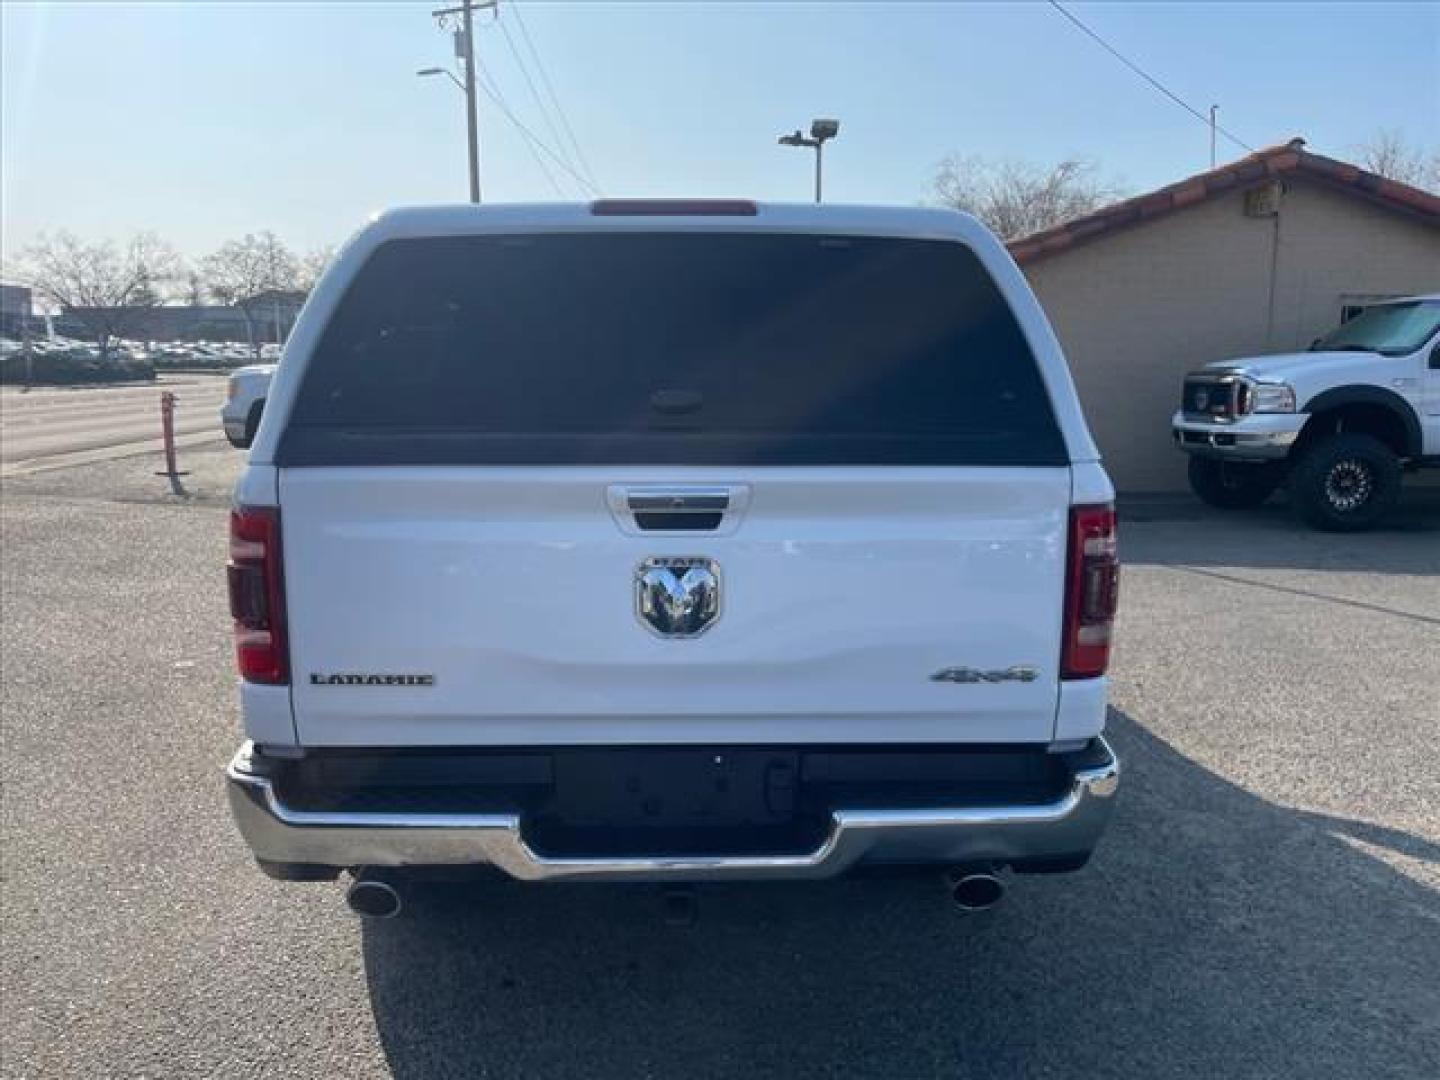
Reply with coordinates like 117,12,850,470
222,364,275,448
1173,295,1440,530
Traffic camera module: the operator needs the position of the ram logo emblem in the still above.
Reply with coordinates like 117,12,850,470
635,557,721,637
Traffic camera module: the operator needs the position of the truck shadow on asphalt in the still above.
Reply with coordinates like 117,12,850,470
1120,489,1440,579
1121,485,1440,530
361,710,1439,1079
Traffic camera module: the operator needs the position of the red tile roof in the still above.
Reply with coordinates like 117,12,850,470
1006,138,1440,265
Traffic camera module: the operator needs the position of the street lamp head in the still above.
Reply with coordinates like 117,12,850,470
777,119,836,203
417,67,444,77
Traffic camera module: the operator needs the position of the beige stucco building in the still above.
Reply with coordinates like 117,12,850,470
1009,139,1440,492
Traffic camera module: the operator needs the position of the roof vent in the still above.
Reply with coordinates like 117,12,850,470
1244,180,1284,218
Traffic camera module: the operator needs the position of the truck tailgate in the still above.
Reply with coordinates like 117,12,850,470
281,465,1068,746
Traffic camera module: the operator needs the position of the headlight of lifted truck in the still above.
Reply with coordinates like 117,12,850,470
1243,380,1296,415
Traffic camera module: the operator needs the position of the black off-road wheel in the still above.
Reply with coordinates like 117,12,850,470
1288,433,1402,532
1187,456,1283,510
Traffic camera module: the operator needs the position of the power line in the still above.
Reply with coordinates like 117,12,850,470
508,1,602,192
474,64,601,197
472,63,568,196
495,11,587,190
1046,1,1254,155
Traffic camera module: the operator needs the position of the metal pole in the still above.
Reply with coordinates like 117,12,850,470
20,313,32,387
461,1,482,203
154,391,188,485
160,393,178,477
1209,105,1217,168
814,143,823,203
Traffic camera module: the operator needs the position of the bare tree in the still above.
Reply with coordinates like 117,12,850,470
201,232,298,356
1357,130,1440,192
933,157,1126,241
130,269,161,308
16,231,179,358
183,270,207,307
296,244,337,295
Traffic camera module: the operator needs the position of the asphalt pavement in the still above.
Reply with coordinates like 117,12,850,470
2,447,1438,1079
0,375,229,474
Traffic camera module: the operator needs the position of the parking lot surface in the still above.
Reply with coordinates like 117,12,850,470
0,375,228,474
3,449,1438,1079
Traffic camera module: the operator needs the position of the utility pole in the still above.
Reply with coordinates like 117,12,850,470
1209,104,1218,168
430,0,495,203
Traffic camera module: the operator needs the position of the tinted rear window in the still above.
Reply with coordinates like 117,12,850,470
279,233,1066,466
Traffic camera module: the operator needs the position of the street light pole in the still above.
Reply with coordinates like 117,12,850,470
460,1,481,203
429,0,495,203
778,119,839,204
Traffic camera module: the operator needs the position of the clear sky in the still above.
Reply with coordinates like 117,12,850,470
2,1,1436,262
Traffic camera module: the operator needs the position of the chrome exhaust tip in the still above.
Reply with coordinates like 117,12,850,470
346,875,403,919
949,872,1005,912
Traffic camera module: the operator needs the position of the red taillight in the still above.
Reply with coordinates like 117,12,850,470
228,506,288,684
1061,504,1119,680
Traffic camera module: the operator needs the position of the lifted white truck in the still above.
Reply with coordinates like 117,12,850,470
224,201,1121,917
1173,295,1440,530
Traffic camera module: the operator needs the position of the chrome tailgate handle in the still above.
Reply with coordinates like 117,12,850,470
608,485,751,535
627,490,730,513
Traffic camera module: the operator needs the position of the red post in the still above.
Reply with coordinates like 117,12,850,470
156,391,188,479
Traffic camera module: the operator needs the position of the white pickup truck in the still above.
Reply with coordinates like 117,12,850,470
221,363,275,449
1173,295,1440,530
224,201,1121,918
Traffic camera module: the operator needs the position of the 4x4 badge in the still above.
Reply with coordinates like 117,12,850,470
931,666,1038,684
636,557,721,637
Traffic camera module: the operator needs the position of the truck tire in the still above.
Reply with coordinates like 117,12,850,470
1187,457,1282,510
1288,433,1401,531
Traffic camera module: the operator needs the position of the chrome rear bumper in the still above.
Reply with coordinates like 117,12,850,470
227,739,1118,882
